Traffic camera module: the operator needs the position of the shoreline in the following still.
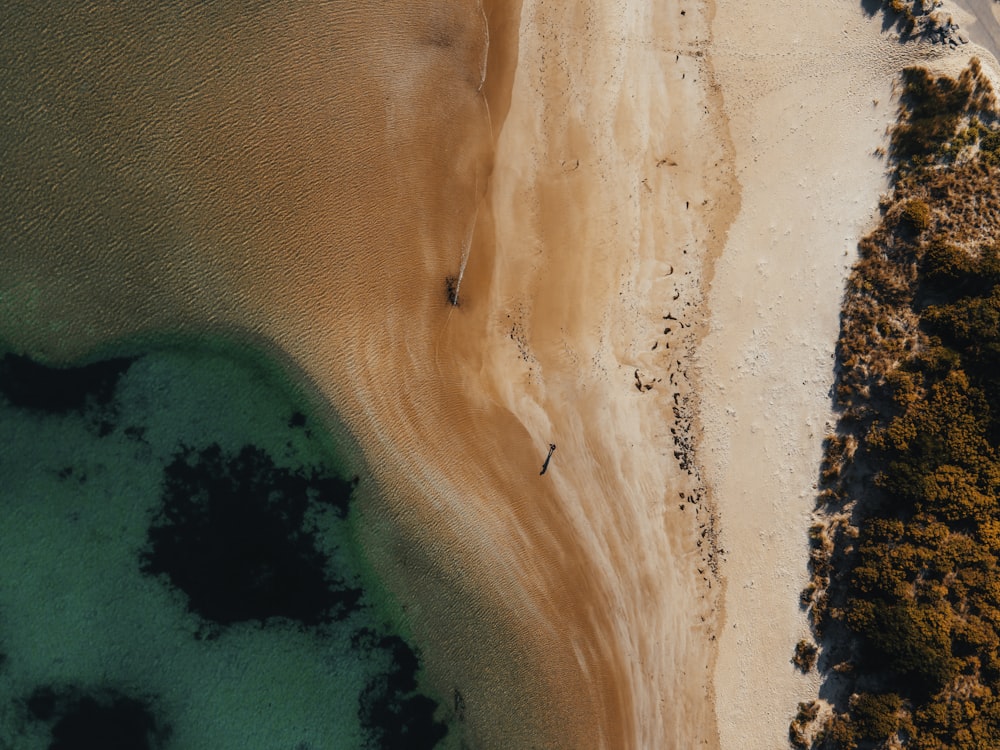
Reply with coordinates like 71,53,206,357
468,0,741,745
0,1,965,746
0,0,738,743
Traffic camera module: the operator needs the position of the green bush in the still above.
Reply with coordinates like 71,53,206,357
980,128,1000,153
821,714,858,750
922,237,970,284
891,67,978,160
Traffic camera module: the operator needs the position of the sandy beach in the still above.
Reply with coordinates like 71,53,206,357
308,0,741,744
10,0,1000,747
201,0,744,743
697,3,1000,748
699,4,900,746
447,0,739,744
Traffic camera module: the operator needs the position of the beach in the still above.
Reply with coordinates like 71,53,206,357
443,0,739,744
294,0,741,743
697,3,996,748
699,4,899,745
8,0,1000,747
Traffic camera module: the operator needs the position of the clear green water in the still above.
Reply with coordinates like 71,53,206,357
0,340,450,749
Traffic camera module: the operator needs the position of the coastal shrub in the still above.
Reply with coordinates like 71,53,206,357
885,368,920,407
976,242,1000,284
945,120,983,158
789,721,808,749
980,127,1000,165
793,640,819,672
980,128,1000,153
850,692,903,741
900,198,931,234
805,61,1000,750
819,714,857,750
808,523,829,549
801,581,817,607
789,701,821,749
891,65,983,162
921,237,970,286
820,437,846,485
811,590,830,634
925,290,1000,352
884,0,917,33
797,701,821,724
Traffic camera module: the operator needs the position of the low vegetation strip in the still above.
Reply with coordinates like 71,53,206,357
793,60,1000,749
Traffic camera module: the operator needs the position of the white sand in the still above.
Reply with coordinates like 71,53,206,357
695,5,981,748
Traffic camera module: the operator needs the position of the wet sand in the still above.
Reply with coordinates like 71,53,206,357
1,0,738,747
454,0,738,744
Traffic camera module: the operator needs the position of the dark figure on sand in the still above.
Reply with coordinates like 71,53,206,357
540,444,556,475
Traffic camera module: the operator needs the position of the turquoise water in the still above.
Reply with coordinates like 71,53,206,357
0,340,449,749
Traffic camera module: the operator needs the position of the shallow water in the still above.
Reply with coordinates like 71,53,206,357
0,2,540,746
0,0,489,358
0,341,448,749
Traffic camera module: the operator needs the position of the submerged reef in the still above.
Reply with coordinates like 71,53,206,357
24,686,167,750
142,442,361,629
0,353,134,415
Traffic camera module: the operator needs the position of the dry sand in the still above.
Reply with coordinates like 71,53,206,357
696,4,998,749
